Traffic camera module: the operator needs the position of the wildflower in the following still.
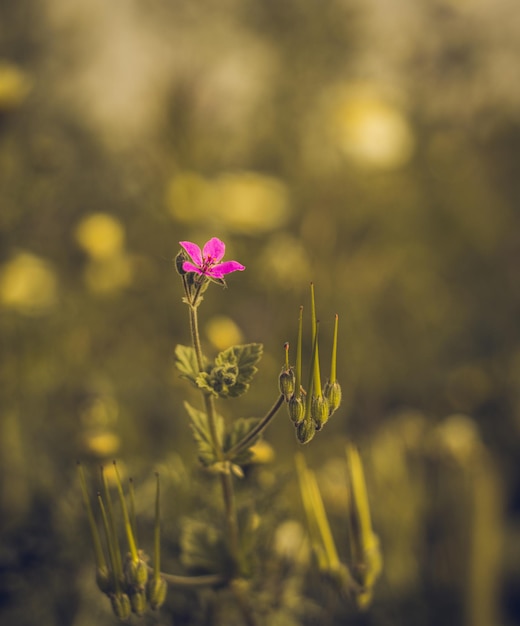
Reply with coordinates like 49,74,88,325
179,237,245,279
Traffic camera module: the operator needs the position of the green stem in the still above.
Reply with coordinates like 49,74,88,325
188,303,240,573
224,394,285,461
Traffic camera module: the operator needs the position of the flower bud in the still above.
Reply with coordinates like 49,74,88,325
311,395,329,431
110,592,132,620
174,249,188,276
324,380,342,416
147,576,168,610
296,416,315,445
279,366,295,401
288,393,305,425
130,589,147,616
124,555,148,590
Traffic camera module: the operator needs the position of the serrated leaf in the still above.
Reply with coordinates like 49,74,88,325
215,343,263,398
174,345,203,385
184,402,224,467
195,372,219,396
224,417,263,465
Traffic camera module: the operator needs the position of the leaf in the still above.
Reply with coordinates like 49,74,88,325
174,345,202,385
180,518,228,573
215,343,263,398
183,402,224,467
224,417,263,465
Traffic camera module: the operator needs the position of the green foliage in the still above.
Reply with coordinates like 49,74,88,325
196,343,263,398
175,344,204,386
183,401,224,467
180,518,230,574
224,417,263,465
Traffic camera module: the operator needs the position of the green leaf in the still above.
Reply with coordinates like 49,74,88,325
183,402,224,467
174,345,203,385
215,343,263,398
180,518,229,573
224,417,263,465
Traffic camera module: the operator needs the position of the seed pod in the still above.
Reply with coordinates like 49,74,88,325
130,589,147,616
324,380,342,416
279,366,295,401
124,555,148,589
288,393,305,425
110,592,132,620
95,565,113,595
147,576,168,610
296,416,315,445
311,395,329,431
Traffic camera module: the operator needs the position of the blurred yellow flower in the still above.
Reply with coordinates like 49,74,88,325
75,213,125,260
167,170,291,234
332,90,414,169
205,315,244,351
0,252,58,315
0,62,31,111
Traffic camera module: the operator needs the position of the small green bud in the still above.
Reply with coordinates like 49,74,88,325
296,416,316,445
324,379,342,416
110,592,132,620
130,589,147,616
95,566,113,595
124,555,148,590
279,367,295,401
175,249,188,276
311,395,329,431
288,393,305,424
147,576,168,610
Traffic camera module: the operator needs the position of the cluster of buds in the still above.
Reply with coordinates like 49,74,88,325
279,284,342,444
78,462,167,620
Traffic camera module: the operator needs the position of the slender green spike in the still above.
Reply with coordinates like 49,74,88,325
284,342,290,370
310,283,317,345
101,466,123,578
77,463,107,572
295,453,327,570
113,461,139,563
304,326,318,420
154,472,161,583
307,469,340,571
313,321,323,398
98,493,121,592
295,306,303,394
331,313,339,383
128,477,138,546
309,284,323,398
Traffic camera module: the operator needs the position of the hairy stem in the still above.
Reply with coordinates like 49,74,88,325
189,304,240,572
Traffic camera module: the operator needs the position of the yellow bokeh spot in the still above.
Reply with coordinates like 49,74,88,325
167,170,291,234
205,315,244,351
0,252,58,315
83,431,121,457
75,213,125,260
0,62,31,111
332,87,414,169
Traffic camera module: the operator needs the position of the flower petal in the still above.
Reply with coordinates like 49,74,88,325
179,241,202,266
182,261,204,275
208,260,246,278
203,237,226,263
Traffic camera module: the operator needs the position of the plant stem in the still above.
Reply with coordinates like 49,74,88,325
188,303,240,572
224,393,285,461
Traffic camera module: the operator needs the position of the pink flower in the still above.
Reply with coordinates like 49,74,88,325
179,237,245,279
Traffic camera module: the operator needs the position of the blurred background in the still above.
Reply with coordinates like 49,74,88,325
1,0,520,624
